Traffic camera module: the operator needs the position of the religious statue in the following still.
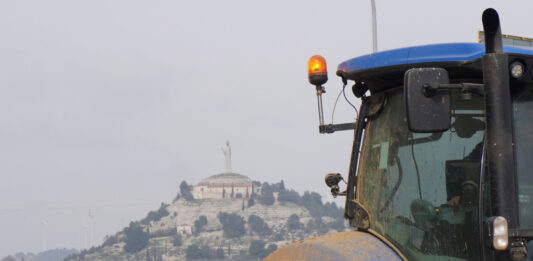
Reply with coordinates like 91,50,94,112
222,140,232,173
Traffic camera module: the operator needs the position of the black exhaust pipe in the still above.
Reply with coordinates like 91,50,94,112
482,8,503,54
481,8,519,255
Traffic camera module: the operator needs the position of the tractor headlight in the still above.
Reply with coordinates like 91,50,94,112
487,216,509,251
510,61,525,79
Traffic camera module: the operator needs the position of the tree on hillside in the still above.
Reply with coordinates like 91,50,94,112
248,196,255,207
259,183,275,206
278,189,300,204
301,191,325,217
249,240,277,259
287,214,302,230
102,234,118,247
248,215,272,236
266,244,278,255
124,222,149,253
172,234,183,246
249,240,267,258
328,216,346,232
180,181,194,201
2,256,16,261
186,244,222,260
185,244,202,260
141,203,169,224
278,180,285,192
216,247,225,259
194,216,208,232
217,212,246,238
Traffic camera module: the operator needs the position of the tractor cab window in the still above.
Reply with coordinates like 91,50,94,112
357,87,484,261
512,84,533,230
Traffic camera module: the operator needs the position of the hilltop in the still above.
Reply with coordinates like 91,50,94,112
65,179,347,261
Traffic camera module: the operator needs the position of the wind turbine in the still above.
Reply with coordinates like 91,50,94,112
81,224,89,249
88,209,95,247
40,220,47,251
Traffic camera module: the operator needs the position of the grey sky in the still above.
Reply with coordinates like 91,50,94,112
0,0,532,256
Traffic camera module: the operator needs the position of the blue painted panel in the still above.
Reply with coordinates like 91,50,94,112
337,43,533,73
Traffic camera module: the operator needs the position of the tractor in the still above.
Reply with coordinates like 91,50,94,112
266,9,533,261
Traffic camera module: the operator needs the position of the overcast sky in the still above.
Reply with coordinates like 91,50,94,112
1,0,532,257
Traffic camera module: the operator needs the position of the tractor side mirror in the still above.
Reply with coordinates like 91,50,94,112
404,68,451,132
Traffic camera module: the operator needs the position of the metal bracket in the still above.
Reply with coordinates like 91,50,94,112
319,122,356,134
422,83,484,99
347,200,371,230
509,229,533,240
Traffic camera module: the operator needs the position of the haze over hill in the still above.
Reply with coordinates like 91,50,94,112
62,169,347,261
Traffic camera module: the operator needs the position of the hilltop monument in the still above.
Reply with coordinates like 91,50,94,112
192,141,258,199
222,140,231,173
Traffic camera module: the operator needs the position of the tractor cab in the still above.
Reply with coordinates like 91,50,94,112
267,9,533,261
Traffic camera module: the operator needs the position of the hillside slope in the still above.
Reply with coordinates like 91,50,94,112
66,182,347,261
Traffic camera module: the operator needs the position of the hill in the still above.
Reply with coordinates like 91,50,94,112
2,248,79,261
65,180,347,261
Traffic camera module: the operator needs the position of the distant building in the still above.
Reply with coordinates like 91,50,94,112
176,225,193,236
193,173,255,199
192,141,259,199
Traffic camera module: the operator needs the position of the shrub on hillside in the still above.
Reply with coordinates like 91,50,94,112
278,189,301,204
266,244,278,255
185,244,223,260
172,234,182,246
217,212,246,238
216,247,225,259
185,244,202,260
248,215,272,236
247,196,255,207
140,203,169,224
249,240,277,259
328,217,346,232
259,183,275,206
180,181,194,201
124,223,149,253
194,216,208,232
287,214,302,230
102,235,118,247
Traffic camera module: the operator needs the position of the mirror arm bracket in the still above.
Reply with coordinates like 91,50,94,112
423,83,485,98
319,122,356,134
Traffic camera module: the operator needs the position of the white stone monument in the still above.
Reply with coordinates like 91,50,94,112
222,140,231,173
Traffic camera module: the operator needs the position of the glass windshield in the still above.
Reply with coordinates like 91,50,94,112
357,88,485,261
512,84,533,230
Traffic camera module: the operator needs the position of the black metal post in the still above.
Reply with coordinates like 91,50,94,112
481,11,520,261
345,99,368,219
482,7,519,230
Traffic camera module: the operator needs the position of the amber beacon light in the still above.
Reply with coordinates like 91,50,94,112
308,55,328,86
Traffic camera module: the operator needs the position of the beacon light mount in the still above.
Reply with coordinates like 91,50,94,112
324,173,347,198
307,55,355,134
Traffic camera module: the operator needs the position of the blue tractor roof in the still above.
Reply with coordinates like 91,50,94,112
337,43,533,73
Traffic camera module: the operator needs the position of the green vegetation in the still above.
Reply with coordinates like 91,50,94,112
194,215,208,232
62,180,346,261
259,183,275,206
180,181,194,201
124,222,149,253
102,235,118,247
247,196,255,207
140,203,169,225
287,214,303,230
172,234,183,246
217,212,246,238
185,244,224,260
248,240,277,259
248,214,272,236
